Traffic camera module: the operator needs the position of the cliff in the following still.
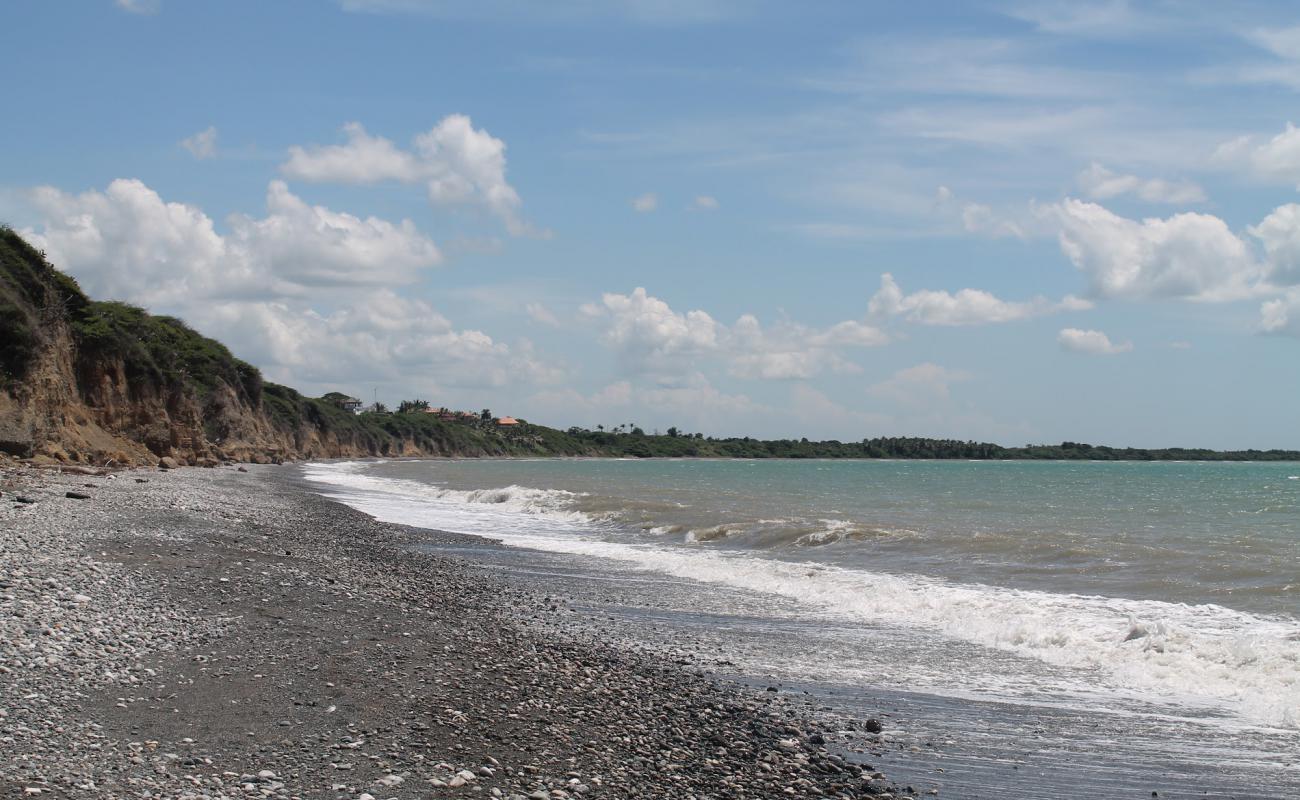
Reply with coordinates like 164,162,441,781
0,227,599,467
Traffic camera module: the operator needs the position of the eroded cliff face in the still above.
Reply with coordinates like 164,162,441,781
0,319,432,467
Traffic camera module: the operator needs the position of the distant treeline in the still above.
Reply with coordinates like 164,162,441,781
557,428,1300,461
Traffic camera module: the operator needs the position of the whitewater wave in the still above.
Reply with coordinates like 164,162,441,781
302,460,1300,730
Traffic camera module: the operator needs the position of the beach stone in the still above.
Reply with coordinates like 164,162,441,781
0,463,905,800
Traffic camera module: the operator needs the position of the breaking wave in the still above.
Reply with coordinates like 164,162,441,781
302,460,1300,730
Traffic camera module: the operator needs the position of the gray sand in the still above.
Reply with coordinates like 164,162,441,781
1,464,899,799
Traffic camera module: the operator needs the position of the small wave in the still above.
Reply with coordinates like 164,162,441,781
646,524,687,535
302,460,1300,730
685,525,736,543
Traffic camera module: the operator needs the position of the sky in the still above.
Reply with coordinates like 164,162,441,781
3,0,1299,449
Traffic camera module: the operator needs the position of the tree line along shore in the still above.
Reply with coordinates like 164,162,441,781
3,226,1297,467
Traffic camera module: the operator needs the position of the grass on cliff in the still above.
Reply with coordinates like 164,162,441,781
1,225,260,405
0,225,88,384
71,300,262,403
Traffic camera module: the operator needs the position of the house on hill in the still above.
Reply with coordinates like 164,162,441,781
496,416,520,426
323,393,364,414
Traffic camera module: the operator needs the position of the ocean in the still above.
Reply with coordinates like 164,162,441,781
301,457,1300,797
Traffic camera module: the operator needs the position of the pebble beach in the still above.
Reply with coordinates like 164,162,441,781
0,463,902,799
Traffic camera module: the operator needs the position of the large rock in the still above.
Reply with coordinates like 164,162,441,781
158,456,180,470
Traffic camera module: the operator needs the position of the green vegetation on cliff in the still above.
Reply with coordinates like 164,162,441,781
260,384,598,458
2,226,260,403
1,225,87,384
3,226,1298,463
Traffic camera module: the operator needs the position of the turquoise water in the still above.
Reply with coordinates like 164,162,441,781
303,458,1300,732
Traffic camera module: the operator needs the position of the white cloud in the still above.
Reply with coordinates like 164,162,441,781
586,287,886,380
867,273,1090,326
1245,25,1300,61
180,126,218,159
1048,199,1262,301
1247,203,1300,287
1259,289,1300,337
960,202,1027,238
22,178,241,307
15,178,557,400
282,116,537,235
692,195,719,210
21,178,442,307
283,122,420,183
631,192,658,212
586,287,721,366
1076,162,1206,204
1057,327,1133,355
1212,122,1300,186
197,289,552,389
867,363,971,404
525,301,560,327
229,180,442,288
727,314,879,380
932,184,1035,240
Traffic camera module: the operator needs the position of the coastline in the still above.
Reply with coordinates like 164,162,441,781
1,463,901,799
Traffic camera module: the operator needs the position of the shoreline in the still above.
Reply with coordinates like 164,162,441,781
1,463,903,799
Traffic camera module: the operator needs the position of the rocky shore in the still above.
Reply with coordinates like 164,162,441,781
1,463,905,799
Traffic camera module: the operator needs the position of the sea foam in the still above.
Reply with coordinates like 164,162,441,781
303,461,1300,730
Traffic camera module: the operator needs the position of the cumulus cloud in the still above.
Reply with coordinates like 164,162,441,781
16,177,556,397
1213,122,1300,186
583,287,720,367
867,363,971,404
584,287,887,379
180,126,218,159
692,195,719,210
867,273,1090,326
1259,289,1300,336
21,178,441,307
1076,162,1206,204
1247,203,1300,287
1057,327,1133,354
22,178,241,307
1048,199,1262,301
631,192,658,212
197,290,554,389
229,180,442,289
282,116,536,235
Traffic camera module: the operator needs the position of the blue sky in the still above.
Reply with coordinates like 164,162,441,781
3,1,1300,448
